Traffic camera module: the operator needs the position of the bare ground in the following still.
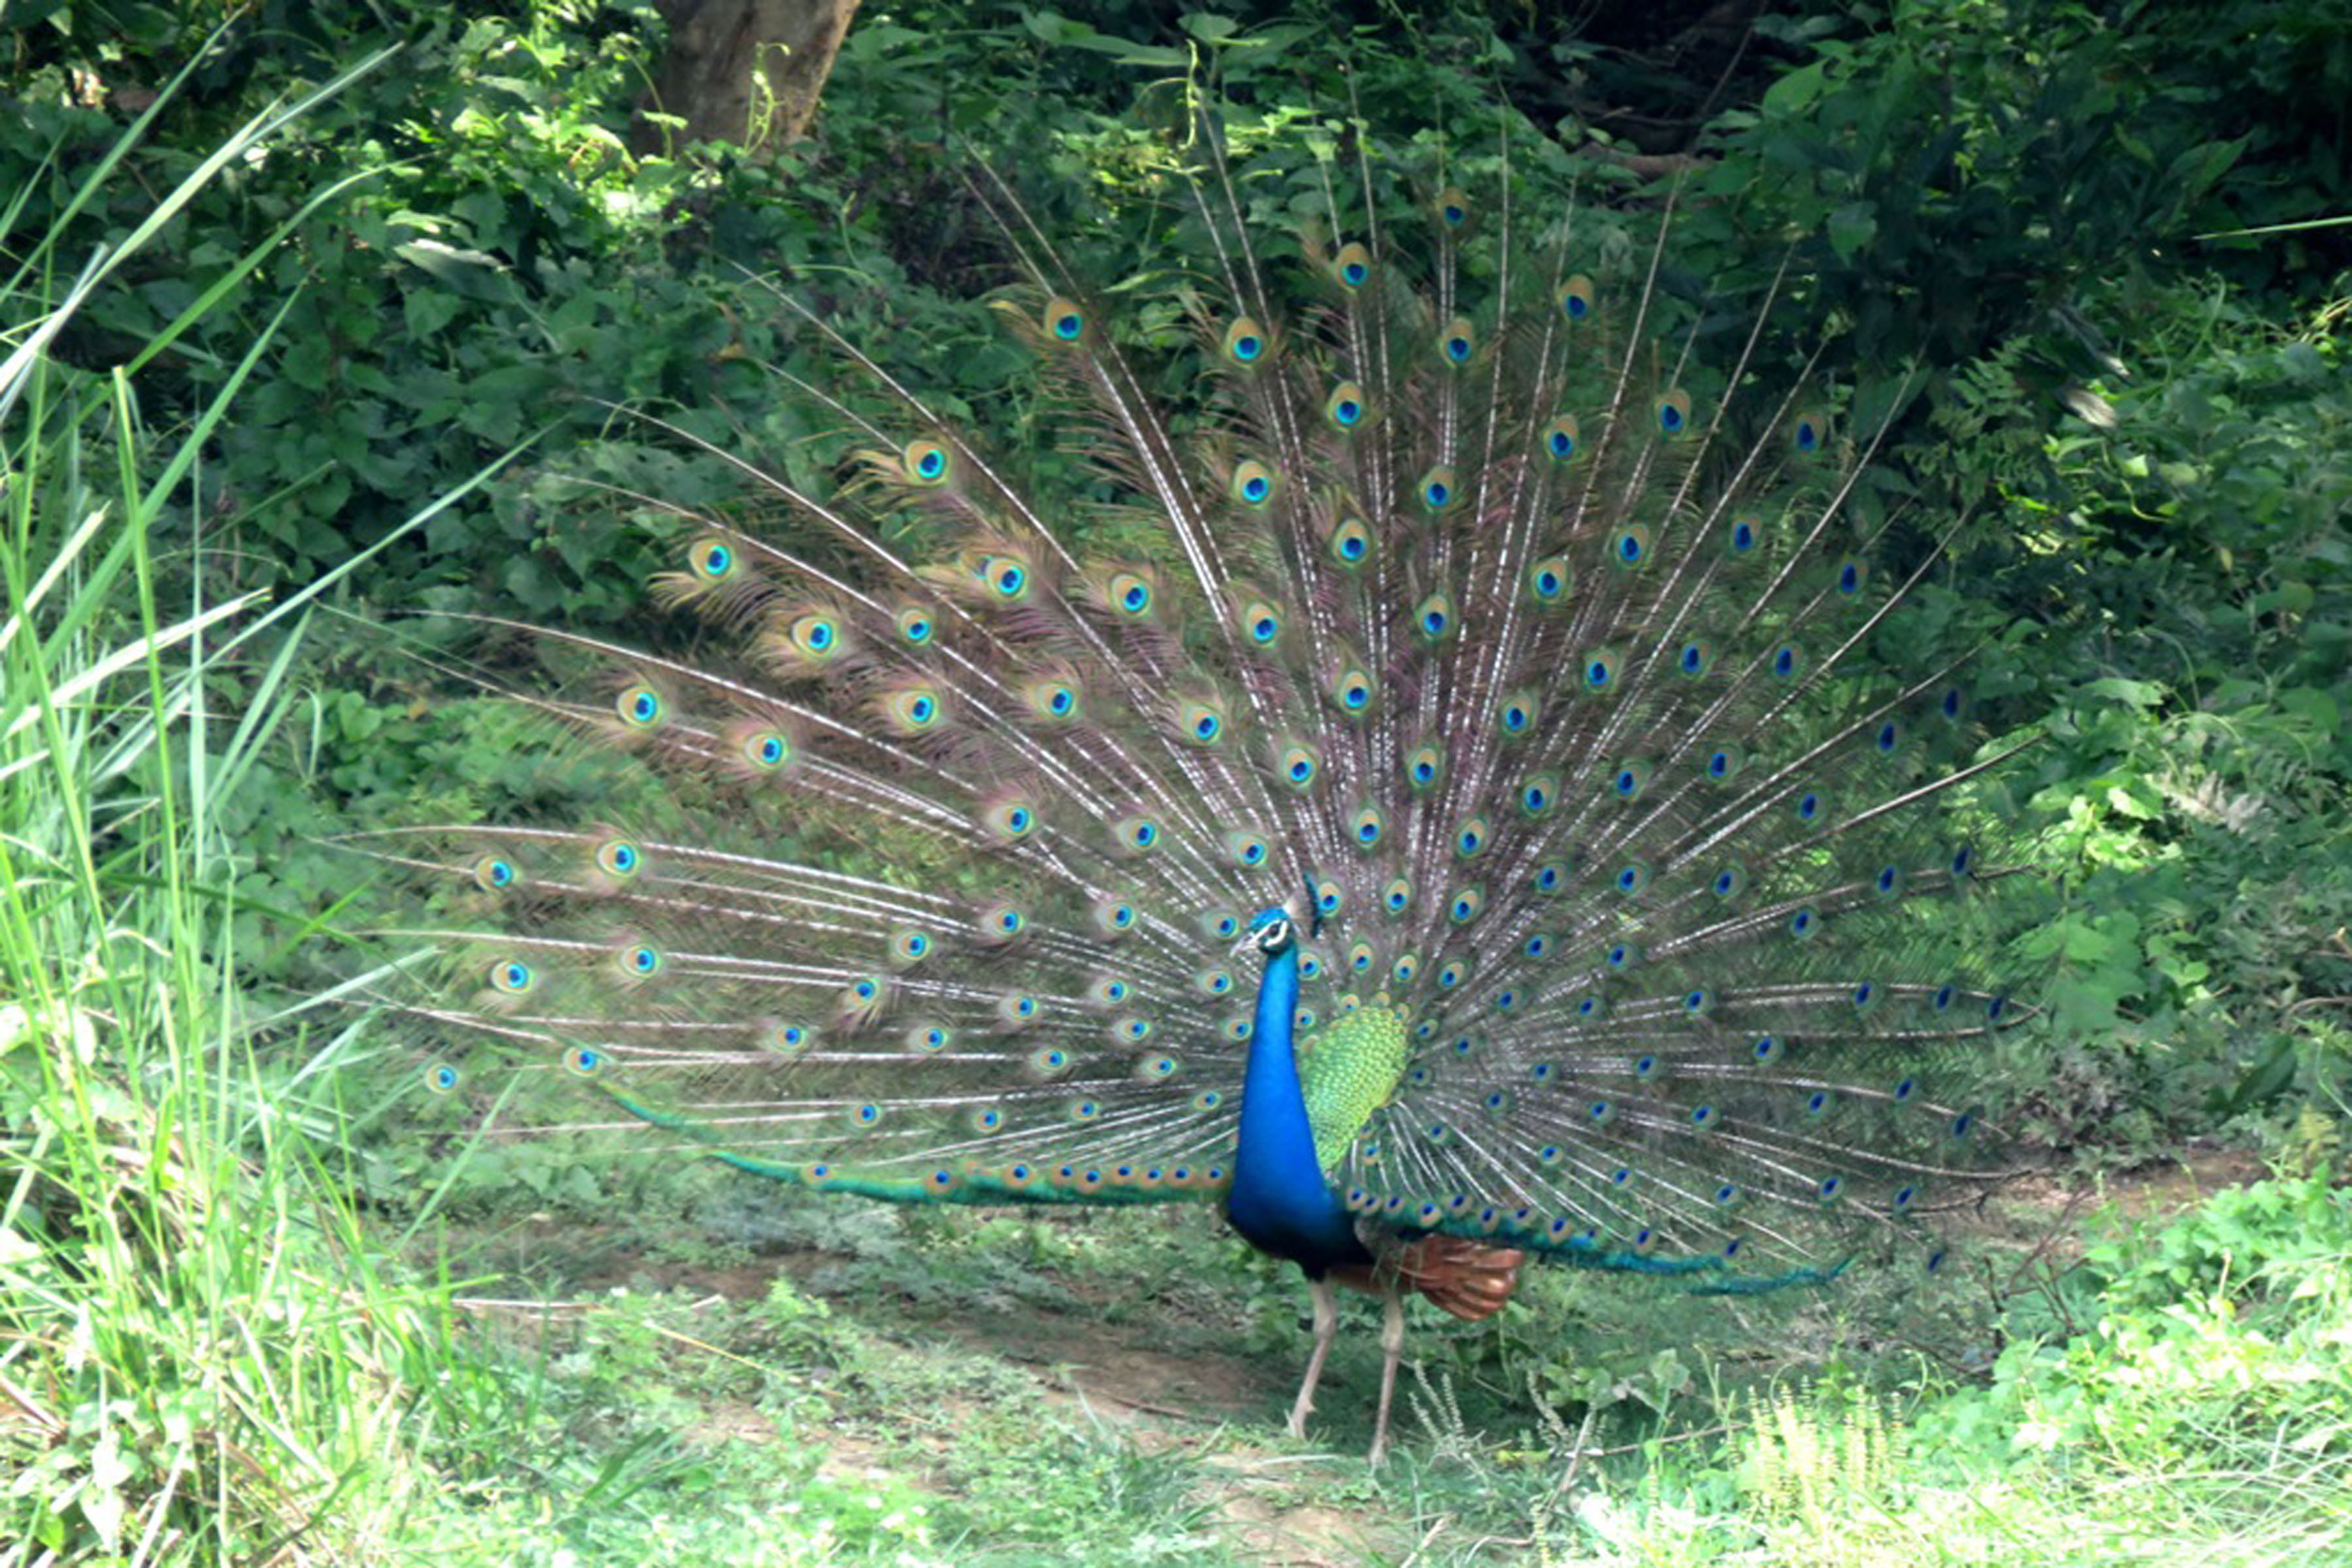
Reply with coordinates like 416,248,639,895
444,1144,2269,1567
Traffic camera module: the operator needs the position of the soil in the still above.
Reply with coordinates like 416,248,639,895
448,1143,2272,1567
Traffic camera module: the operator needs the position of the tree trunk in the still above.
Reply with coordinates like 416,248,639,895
635,0,860,155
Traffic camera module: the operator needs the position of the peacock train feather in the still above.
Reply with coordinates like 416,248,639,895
361,116,2031,1462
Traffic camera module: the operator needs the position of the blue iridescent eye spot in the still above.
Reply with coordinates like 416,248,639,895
1732,521,1755,551
1773,646,1797,676
1445,334,1470,363
997,566,1025,595
1243,476,1269,502
1680,644,1703,673
1054,312,1083,340
1252,616,1277,642
1049,689,1073,715
1839,563,1862,595
1618,532,1642,563
917,449,945,478
1341,534,1367,561
1235,334,1262,361
1660,403,1683,434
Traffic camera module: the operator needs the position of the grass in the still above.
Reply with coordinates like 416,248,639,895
4,33,2349,1568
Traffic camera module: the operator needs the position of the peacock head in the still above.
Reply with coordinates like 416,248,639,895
1242,906,1296,960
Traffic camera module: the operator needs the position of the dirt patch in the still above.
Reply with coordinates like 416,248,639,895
939,1313,1273,1431
1215,1489,1399,1568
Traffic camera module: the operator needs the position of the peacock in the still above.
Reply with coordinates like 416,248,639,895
365,118,2029,1463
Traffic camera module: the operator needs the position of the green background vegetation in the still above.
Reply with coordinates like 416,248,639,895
3,1,2346,1563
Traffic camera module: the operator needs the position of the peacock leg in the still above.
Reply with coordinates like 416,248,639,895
1288,1275,1340,1440
1367,1289,1405,1465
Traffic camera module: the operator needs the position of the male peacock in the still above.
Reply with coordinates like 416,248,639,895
370,122,2028,1463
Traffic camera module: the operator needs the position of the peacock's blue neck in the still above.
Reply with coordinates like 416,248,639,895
1226,941,1368,1274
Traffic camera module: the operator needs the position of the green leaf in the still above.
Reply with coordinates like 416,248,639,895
1761,59,1829,116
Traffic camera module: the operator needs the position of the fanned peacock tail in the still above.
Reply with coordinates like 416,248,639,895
363,120,2031,1325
